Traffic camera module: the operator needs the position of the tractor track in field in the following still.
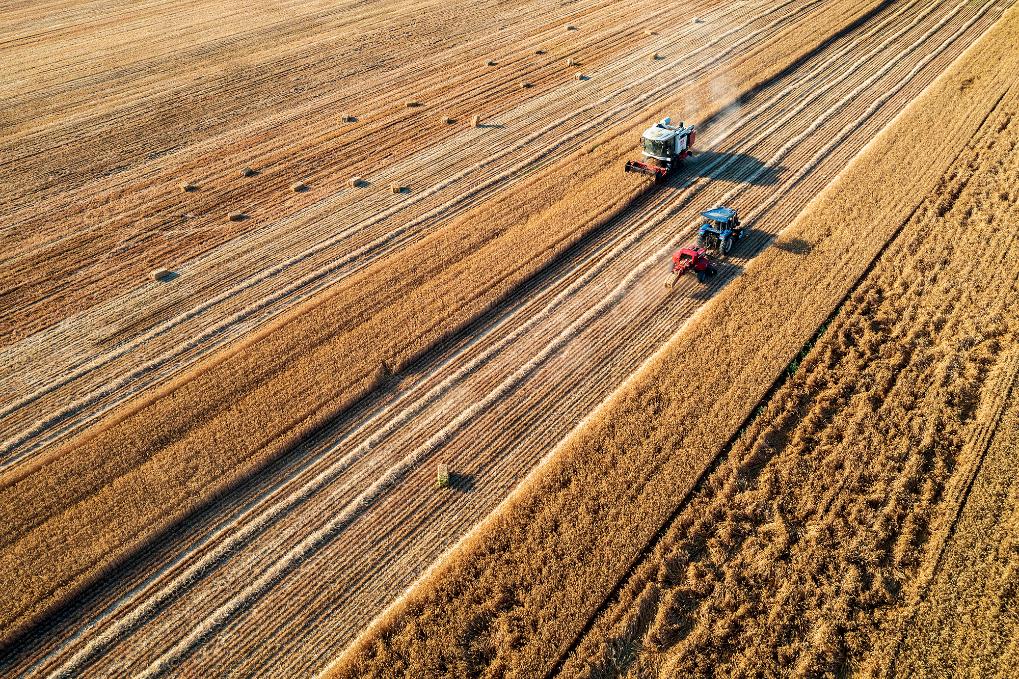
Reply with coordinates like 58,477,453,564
1,0,811,468
2,0,1009,675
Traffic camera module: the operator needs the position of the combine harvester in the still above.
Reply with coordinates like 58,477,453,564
624,117,695,182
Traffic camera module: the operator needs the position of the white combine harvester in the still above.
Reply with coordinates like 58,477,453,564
623,117,696,182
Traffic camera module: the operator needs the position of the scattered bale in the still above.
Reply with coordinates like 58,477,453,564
348,176,364,188
340,113,357,123
405,100,422,108
650,52,661,61
565,24,577,30
180,181,198,193
291,181,309,192
471,114,481,128
440,115,455,124
390,183,408,194
485,59,497,66
693,17,705,24
150,268,172,282
566,58,577,67
534,48,546,55
228,211,246,221
576,73,588,81
436,463,450,488
240,166,256,177
644,29,658,36
520,81,532,89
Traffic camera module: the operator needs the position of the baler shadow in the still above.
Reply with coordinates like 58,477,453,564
682,260,747,301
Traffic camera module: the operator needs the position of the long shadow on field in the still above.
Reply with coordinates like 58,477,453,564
773,236,814,255
683,260,746,302
686,151,784,186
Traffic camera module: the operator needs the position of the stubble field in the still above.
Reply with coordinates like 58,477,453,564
2,0,1017,676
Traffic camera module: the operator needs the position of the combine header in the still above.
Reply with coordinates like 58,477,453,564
624,117,695,182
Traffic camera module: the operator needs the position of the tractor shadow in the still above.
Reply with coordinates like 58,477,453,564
675,231,817,303
772,236,813,255
686,151,784,186
154,270,181,283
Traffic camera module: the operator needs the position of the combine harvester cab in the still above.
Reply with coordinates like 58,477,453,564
624,117,695,182
697,205,745,255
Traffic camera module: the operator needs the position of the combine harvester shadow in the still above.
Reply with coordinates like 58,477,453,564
686,150,785,185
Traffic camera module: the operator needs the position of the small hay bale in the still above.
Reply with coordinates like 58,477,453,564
566,58,577,67
520,81,532,89
565,24,577,30
180,181,198,193
348,176,364,188
440,115,455,124
576,73,587,81
390,183,407,194
240,166,255,177
291,181,309,192
436,463,450,488
405,100,422,108
471,114,481,128
644,29,658,36
340,113,356,123
228,211,246,221
693,17,705,24
485,59,497,66
650,52,660,61
534,48,546,55
150,268,172,282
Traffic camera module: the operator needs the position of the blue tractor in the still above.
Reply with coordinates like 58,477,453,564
697,206,746,256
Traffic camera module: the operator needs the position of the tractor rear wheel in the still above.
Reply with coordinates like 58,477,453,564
720,236,733,255
697,270,706,283
707,266,717,277
697,233,709,248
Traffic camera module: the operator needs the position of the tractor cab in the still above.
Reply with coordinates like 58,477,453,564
697,205,746,255
625,117,696,180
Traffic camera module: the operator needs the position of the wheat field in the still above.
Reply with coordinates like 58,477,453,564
2,0,1017,675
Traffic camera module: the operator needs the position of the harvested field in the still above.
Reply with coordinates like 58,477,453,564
2,0,1017,676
